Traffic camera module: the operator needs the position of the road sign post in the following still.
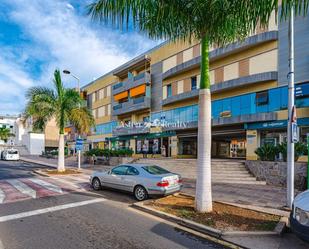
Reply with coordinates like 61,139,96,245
76,138,83,170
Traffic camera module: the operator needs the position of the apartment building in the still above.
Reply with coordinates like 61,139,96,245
82,13,309,160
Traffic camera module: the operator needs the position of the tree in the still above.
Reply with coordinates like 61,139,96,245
87,0,308,212
0,127,14,143
25,69,94,172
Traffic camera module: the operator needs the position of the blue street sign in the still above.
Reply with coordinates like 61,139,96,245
76,139,83,151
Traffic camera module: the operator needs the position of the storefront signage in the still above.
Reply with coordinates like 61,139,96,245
116,119,188,130
246,120,287,130
295,82,309,98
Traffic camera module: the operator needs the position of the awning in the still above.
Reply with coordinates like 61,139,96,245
107,131,176,142
114,91,128,101
130,84,146,97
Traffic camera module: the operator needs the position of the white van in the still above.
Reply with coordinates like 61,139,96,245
3,149,19,161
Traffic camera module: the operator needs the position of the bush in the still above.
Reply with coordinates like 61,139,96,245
255,142,307,162
255,144,278,161
84,148,133,157
277,142,307,162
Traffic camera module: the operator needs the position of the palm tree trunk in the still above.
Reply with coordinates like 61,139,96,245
57,134,65,172
195,36,213,212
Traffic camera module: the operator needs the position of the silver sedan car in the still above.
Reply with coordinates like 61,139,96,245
90,164,182,201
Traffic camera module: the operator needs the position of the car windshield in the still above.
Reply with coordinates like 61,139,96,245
8,151,18,154
142,165,170,175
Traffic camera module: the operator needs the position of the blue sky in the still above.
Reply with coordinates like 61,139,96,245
0,0,160,115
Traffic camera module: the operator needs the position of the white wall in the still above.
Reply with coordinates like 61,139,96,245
22,133,45,155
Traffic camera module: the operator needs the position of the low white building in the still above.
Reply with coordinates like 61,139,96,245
0,115,17,146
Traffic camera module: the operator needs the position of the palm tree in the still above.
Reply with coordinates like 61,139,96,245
0,127,14,143
25,69,94,172
87,0,308,212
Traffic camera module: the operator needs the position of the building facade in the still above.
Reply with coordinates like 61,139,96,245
82,13,309,160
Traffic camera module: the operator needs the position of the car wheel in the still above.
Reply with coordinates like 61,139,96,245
92,177,101,191
134,185,148,201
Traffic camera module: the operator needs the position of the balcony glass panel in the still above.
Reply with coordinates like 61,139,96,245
133,96,145,104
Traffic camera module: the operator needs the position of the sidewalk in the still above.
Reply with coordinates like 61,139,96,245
20,155,112,175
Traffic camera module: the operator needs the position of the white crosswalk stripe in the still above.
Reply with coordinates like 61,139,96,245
0,189,5,203
6,179,36,198
28,178,63,194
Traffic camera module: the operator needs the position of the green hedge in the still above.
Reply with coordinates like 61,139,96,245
255,142,307,161
84,148,133,157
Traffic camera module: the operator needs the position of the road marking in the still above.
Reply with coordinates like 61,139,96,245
6,179,36,199
0,198,105,223
28,178,63,194
0,189,4,203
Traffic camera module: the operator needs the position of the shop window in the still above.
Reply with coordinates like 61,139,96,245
256,91,269,106
167,84,172,97
191,76,197,90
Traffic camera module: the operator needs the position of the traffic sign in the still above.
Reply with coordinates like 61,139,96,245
76,138,83,151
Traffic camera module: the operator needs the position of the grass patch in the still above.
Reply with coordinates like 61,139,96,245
146,195,280,231
42,169,81,175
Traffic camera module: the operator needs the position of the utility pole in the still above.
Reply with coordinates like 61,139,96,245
287,7,295,209
63,70,81,170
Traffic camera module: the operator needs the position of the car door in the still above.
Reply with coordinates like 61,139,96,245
122,166,139,192
106,165,129,191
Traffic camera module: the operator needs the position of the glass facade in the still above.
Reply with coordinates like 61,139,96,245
95,121,118,135
152,83,309,123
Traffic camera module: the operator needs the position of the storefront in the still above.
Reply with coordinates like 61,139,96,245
107,131,176,156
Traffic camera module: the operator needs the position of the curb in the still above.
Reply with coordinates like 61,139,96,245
20,158,57,168
32,170,50,177
132,200,286,239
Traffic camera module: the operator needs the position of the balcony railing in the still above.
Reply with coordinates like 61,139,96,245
112,72,151,95
112,96,151,116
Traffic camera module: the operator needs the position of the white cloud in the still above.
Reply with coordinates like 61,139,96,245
0,0,160,114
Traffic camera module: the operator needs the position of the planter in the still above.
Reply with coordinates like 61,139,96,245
109,157,134,166
245,160,307,190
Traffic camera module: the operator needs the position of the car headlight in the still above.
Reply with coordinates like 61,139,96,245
295,207,309,226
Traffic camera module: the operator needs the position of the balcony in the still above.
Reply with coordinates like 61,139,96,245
112,72,151,95
112,96,151,116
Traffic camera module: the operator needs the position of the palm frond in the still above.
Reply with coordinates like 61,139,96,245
69,107,95,134
88,0,309,45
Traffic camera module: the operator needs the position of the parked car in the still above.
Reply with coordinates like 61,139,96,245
2,149,20,161
90,164,182,201
290,189,309,242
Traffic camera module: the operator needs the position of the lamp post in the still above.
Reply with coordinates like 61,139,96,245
287,7,295,209
63,69,81,170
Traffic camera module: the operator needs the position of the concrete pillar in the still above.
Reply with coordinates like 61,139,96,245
170,136,178,158
130,139,136,154
246,130,259,160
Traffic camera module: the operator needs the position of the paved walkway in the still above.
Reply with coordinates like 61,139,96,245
21,156,289,213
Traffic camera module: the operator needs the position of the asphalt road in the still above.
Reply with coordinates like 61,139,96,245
0,160,230,249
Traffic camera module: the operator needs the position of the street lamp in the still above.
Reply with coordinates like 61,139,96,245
63,70,80,92
63,69,81,170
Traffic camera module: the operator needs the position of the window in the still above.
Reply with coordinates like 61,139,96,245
191,76,197,90
92,92,96,103
106,85,111,97
142,165,170,175
256,91,269,106
167,84,172,97
127,166,139,175
107,104,111,116
98,89,104,99
97,106,105,117
111,166,128,175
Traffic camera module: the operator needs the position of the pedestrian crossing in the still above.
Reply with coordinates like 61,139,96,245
0,175,91,204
